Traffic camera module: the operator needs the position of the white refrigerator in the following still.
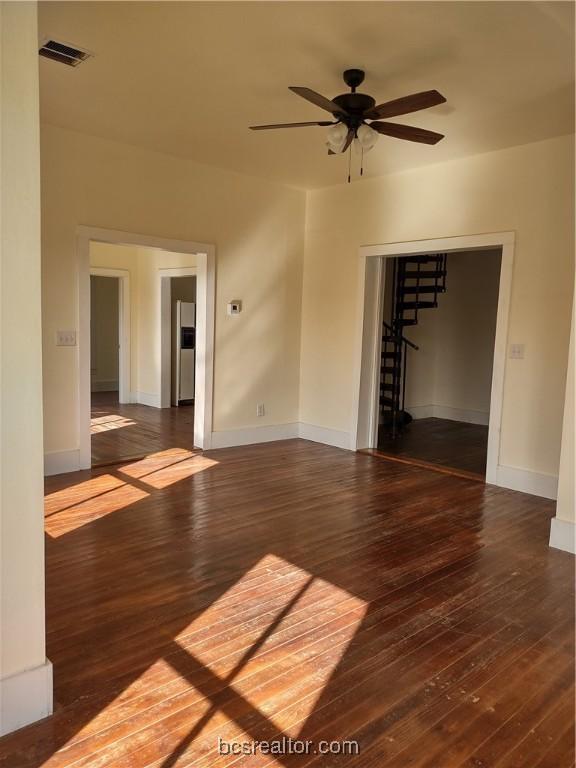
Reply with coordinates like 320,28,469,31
174,301,195,405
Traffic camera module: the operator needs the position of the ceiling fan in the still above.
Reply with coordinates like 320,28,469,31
250,69,446,159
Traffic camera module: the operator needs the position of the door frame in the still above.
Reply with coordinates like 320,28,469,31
158,267,198,409
77,226,216,468
351,231,515,484
89,268,131,405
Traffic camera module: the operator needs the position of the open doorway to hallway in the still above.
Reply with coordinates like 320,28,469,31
375,248,502,479
88,242,201,467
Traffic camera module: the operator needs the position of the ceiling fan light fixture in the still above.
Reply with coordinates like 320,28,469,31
326,122,349,153
356,123,378,152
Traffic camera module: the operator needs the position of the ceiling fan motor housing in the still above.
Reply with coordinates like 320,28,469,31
334,69,375,129
343,68,366,91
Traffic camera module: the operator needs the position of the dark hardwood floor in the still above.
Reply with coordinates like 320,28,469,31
91,391,195,466
377,417,489,477
0,440,573,767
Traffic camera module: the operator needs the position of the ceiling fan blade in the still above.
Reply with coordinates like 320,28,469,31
327,128,355,155
289,86,349,117
370,121,444,145
342,128,355,153
250,120,334,130
364,90,446,120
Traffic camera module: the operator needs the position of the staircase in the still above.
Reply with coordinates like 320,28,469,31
379,253,447,438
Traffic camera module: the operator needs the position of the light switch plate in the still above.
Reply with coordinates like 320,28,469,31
509,343,525,359
56,330,77,346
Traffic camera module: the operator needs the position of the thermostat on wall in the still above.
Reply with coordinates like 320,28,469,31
227,300,242,316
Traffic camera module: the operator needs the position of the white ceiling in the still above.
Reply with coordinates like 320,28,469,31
38,1,575,190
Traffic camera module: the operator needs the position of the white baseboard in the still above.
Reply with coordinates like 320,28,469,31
44,421,353,474
407,404,490,426
209,422,354,451
0,659,53,736
210,423,300,449
549,517,576,554
91,379,119,392
131,391,161,408
298,422,352,450
495,464,558,500
44,449,80,476
406,404,435,420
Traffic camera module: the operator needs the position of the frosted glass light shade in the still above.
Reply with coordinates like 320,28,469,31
326,122,349,153
356,124,378,152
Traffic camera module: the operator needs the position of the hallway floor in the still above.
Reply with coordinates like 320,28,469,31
377,417,489,477
91,391,195,466
0,440,573,767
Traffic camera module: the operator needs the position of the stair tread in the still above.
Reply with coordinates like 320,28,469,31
398,301,438,310
402,269,446,278
398,285,446,294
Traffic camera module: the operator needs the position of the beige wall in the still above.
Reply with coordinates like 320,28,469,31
89,243,139,395
0,1,52,734
301,134,574,478
42,124,305,455
403,249,501,422
90,242,197,403
90,276,119,391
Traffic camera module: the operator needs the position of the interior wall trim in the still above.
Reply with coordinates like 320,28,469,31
131,391,162,409
496,464,558,500
298,423,353,450
407,404,490,426
0,659,53,736
549,517,576,554
210,423,300,449
44,449,80,477
209,423,354,451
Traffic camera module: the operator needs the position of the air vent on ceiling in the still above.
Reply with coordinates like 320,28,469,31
39,39,92,67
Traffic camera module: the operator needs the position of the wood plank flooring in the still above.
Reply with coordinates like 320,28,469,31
91,392,195,466
0,439,573,767
377,417,489,476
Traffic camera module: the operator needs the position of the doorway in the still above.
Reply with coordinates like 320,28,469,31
170,275,197,407
78,227,215,469
353,232,515,485
375,249,501,478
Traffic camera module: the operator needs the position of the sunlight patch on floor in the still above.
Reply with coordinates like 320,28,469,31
231,579,368,738
90,413,136,433
177,555,313,673
118,448,219,489
45,474,149,537
169,554,368,743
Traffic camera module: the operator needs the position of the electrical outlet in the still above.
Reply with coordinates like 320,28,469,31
509,343,525,359
56,330,77,346
256,403,265,418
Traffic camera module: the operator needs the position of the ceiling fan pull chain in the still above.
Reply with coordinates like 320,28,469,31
360,145,364,177
347,143,352,184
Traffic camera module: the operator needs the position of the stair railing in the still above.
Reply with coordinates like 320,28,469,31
382,321,419,438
